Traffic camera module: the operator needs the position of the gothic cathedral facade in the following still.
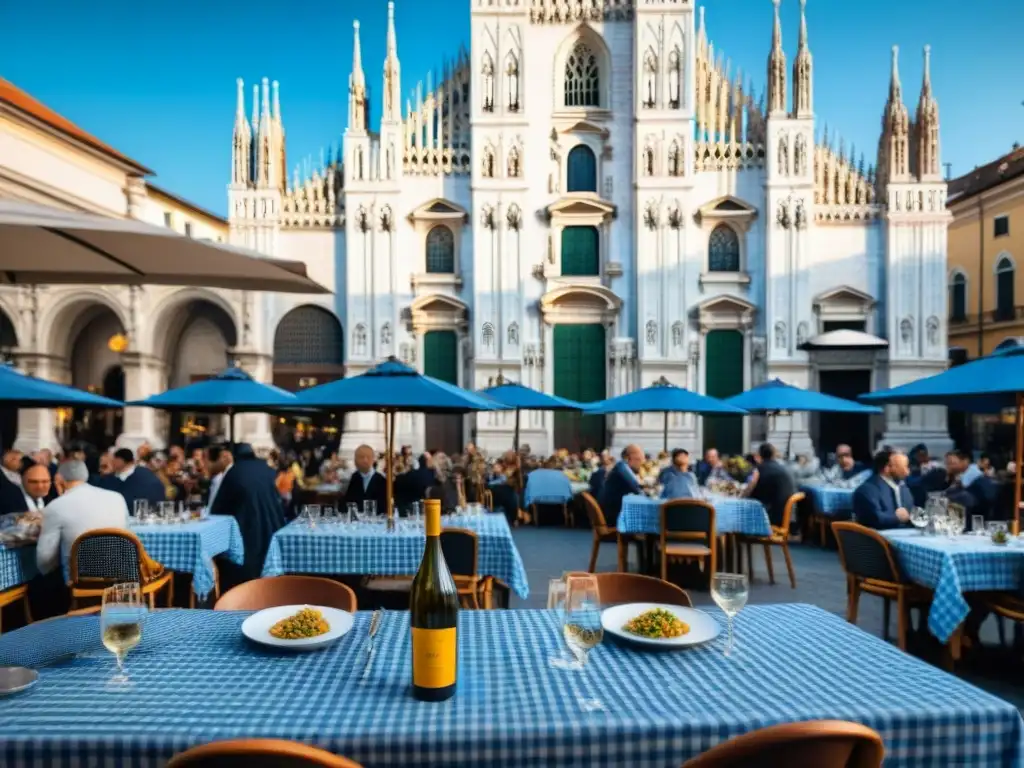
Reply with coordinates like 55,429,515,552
228,0,951,458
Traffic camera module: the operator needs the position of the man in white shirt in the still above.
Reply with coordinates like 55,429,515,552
36,460,130,576
206,445,234,510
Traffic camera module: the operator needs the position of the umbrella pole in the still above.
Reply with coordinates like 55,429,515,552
229,408,235,446
514,409,521,453
386,410,395,521
1015,393,1023,536
663,411,669,453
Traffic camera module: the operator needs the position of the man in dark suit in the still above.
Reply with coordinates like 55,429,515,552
394,452,437,510
747,443,796,529
0,449,27,515
343,444,388,515
101,448,166,513
207,443,287,590
597,444,644,528
852,449,914,530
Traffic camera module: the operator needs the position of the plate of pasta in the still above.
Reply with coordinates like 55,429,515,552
601,603,720,649
241,605,354,651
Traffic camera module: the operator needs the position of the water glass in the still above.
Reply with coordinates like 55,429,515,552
547,578,567,611
322,505,336,524
157,501,175,523
363,500,377,522
560,574,604,711
346,503,359,524
972,515,986,535
101,582,144,685
910,506,929,532
711,573,749,657
133,499,150,521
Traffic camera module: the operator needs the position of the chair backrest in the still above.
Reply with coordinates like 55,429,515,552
780,491,806,533
167,739,363,767
69,529,149,586
682,720,885,768
831,522,902,583
214,576,357,612
579,491,610,534
565,572,692,607
660,499,716,547
440,528,478,578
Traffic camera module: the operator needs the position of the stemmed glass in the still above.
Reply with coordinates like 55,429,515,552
101,582,145,685
560,574,604,712
363,500,377,523
910,506,929,534
711,573,749,657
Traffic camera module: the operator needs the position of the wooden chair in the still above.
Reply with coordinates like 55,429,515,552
167,739,363,767
741,492,803,589
681,720,885,767
579,491,619,572
68,529,174,610
565,572,692,607
0,584,31,634
659,499,717,586
439,527,487,609
214,576,357,612
832,522,932,650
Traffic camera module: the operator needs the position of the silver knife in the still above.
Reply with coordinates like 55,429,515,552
362,610,382,679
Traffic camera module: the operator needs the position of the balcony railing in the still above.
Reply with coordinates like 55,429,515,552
949,305,1024,325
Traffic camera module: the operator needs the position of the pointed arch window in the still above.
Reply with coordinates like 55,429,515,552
426,225,455,274
564,42,600,108
948,272,967,323
707,225,741,273
996,256,1015,321
566,145,597,193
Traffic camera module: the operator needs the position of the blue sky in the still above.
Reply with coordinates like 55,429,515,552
2,0,1020,216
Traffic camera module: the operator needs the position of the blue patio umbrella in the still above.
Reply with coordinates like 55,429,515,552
478,376,583,452
860,345,1024,531
296,357,508,517
725,378,881,458
586,377,747,452
128,367,301,443
0,363,123,409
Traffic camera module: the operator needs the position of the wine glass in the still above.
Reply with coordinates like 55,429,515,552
364,500,377,522
711,573,748,657
101,582,145,685
346,502,359,525
910,506,929,533
972,515,986,536
561,574,604,712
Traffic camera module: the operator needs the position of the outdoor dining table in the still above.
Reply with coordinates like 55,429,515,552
881,528,1024,647
0,603,1017,766
617,493,771,572
800,483,856,518
129,515,245,600
261,512,530,599
0,545,37,592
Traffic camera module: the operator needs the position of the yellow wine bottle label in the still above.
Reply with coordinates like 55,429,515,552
411,627,457,689
424,498,442,537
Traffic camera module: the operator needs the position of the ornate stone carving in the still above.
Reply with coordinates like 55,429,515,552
777,133,789,176
641,48,657,109
507,322,519,346
776,199,791,229
793,198,806,230
667,203,683,230
645,320,657,345
506,203,522,230
667,45,682,109
926,315,940,347
752,336,767,361
482,144,496,178
548,131,561,193
506,53,520,112
524,342,543,367
507,145,522,178
356,206,370,233
642,144,655,177
794,133,807,176
796,322,809,348
379,205,392,232
353,323,368,355
481,53,495,113
481,322,495,349
671,321,684,348
480,204,496,229
529,0,633,24
667,139,683,177
774,321,787,349
643,199,659,230
380,322,392,347
900,317,913,344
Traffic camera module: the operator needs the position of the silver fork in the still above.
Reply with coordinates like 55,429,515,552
361,610,383,680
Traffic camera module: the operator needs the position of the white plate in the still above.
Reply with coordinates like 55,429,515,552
0,667,37,695
241,605,354,651
601,603,721,649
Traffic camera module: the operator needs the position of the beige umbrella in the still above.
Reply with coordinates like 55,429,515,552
0,200,328,293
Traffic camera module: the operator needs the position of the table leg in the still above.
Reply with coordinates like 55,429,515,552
617,535,627,572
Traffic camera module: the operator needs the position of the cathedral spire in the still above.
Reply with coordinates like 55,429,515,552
767,0,787,116
255,77,274,188
348,20,368,135
792,0,812,118
272,80,286,191
697,6,707,52
231,78,251,186
915,44,941,180
877,45,911,186
382,1,402,124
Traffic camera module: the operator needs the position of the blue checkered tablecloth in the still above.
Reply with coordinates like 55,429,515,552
0,545,36,592
131,516,245,599
801,484,855,517
0,604,1018,766
617,493,772,537
523,469,574,506
262,513,529,599
882,529,1024,643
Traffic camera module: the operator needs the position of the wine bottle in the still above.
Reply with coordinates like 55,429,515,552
410,497,459,701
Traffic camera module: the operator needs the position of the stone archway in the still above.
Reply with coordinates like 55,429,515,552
272,304,344,391
66,304,127,451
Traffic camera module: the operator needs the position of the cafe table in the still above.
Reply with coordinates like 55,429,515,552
0,604,1018,766
881,528,1024,644
800,483,856,517
0,545,37,592
261,512,530,599
129,515,245,600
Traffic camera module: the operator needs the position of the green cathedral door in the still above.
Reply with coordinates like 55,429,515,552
423,330,462,454
704,330,744,455
553,324,606,451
